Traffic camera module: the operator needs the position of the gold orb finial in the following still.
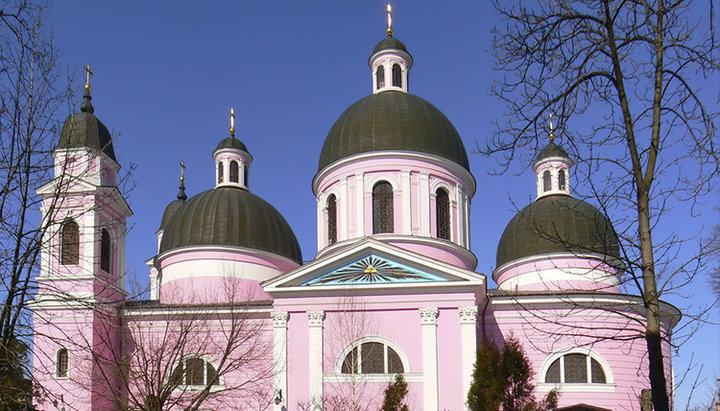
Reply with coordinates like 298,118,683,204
386,4,393,37
230,108,236,138
83,64,93,93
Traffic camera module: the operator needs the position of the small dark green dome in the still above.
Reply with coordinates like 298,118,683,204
372,37,409,54
56,96,116,161
318,91,469,172
159,187,302,263
496,195,620,268
216,137,248,153
537,142,569,162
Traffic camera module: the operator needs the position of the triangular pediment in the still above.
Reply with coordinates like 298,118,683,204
262,238,485,293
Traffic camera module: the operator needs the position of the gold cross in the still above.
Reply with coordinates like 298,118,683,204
386,4,393,37
548,113,555,143
180,161,185,182
83,64,93,93
230,108,236,138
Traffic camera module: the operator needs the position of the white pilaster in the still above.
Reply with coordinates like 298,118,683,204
272,311,289,411
308,310,325,410
458,306,478,409
316,197,323,251
401,170,411,234
419,174,430,236
419,307,439,410
355,174,365,237
340,178,348,240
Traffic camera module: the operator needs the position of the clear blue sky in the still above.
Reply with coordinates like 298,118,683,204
46,2,718,407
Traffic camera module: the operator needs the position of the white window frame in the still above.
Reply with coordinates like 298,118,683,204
537,347,615,393
171,354,225,392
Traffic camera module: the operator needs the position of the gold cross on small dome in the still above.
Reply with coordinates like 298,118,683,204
83,64,93,93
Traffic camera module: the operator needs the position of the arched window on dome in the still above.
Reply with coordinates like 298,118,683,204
327,194,337,245
392,64,402,87
340,340,404,374
56,348,69,378
372,181,394,234
229,160,239,183
544,353,607,384
558,169,566,191
543,170,552,192
61,219,79,265
171,356,220,387
376,65,385,89
217,161,224,183
436,188,450,240
243,164,249,188
100,229,111,274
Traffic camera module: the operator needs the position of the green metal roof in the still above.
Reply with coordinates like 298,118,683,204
496,195,620,268
536,142,569,162
372,37,409,54
56,95,116,161
159,187,302,263
318,91,470,172
215,137,249,153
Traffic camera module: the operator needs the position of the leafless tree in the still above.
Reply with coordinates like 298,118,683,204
483,1,718,410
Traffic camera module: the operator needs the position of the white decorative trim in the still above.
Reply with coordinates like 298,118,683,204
308,310,324,410
538,346,615,385
333,336,411,374
307,310,325,327
419,307,439,325
458,306,478,324
271,311,289,328
324,373,423,383
54,347,70,379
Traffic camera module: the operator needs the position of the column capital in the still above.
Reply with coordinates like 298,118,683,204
458,306,478,324
271,311,289,328
419,307,439,325
307,310,325,327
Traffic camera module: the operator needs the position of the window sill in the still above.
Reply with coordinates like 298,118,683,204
174,384,225,393
324,373,422,383
537,383,616,393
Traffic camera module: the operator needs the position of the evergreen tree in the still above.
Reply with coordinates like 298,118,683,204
467,336,557,411
381,374,409,411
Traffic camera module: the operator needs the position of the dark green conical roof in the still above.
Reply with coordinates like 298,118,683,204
159,187,302,263
56,93,116,161
496,195,620,268
318,91,469,172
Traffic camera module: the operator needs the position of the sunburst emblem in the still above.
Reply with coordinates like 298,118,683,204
312,256,426,284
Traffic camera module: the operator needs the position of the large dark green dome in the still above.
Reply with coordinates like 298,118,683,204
159,187,302,263
496,195,620,268
318,91,469,172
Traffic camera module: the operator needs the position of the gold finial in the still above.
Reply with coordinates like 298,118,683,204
180,161,185,183
548,113,556,143
230,108,236,138
83,64,93,93
386,4,393,37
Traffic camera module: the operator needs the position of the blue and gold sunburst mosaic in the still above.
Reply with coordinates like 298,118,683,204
302,255,447,285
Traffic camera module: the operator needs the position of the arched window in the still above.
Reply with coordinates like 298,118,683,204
372,181,394,234
376,66,385,89
558,169,566,190
243,165,248,187
56,348,69,378
61,219,79,265
229,160,239,183
341,341,404,374
171,356,219,387
544,353,607,384
436,188,450,240
217,161,224,183
327,194,337,245
392,64,402,87
543,170,552,192
100,229,111,274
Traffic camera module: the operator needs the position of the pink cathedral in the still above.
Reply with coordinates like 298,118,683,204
31,26,679,411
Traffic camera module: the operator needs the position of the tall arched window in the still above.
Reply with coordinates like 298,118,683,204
543,170,552,192
61,219,79,265
341,341,404,374
100,229,111,274
436,188,450,240
171,356,219,386
544,353,607,384
56,348,69,378
217,161,224,183
327,194,337,245
243,165,248,188
376,66,385,89
229,160,239,183
372,181,394,234
392,64,402,87
558,169,566,190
